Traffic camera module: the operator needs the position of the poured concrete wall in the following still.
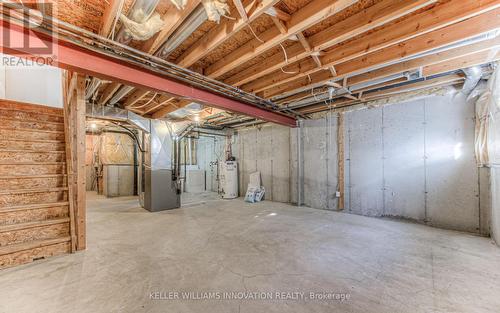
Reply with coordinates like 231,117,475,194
289,113,339,210
292,92,487,234
196,136,226,192
344,93,483,233
234,125,291,203
489,102,500,245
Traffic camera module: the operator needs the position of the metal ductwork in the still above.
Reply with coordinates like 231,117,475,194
115,0,162,44
105,3,207,105
86,104,181,211
86,0,161,101
156,5,208,58
462,66,483,95
109,85,135,105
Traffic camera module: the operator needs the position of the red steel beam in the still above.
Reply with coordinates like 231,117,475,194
0,20,297,127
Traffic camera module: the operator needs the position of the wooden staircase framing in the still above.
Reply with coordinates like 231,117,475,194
0,74,87,269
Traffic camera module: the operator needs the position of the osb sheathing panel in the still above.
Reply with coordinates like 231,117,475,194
218,40,296,81
196,15,275,69
0,242,70,269
46,0,136,33
0,164,65,176
0,151,65,163
0,129,65,141
0,223,69,247
49,0,105,33
0,109,64,123
169,20,218,62
0,176,66,191
277,0,315,14
0,140,65,152
0,191,68,207
0,119,64,132
0,206,69,226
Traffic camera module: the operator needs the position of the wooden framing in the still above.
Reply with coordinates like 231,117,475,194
234,0,500,92
63,72,87,251
152,99,191,119
99,0,121,37
224,0,438,86
141,0,202,54
204,0,362,78
175,0,280,67
261,8,500,98
337,112,344,210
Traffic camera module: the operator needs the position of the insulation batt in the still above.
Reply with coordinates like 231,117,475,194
170,0,188,10
202,0,230,23
119,10,165,41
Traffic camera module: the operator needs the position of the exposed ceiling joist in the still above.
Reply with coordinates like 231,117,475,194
98,82,121,105
348,37,500,86
422,49,500,77
175,0,281,68
261,8,500,98
224,0,438,86
124,89,150,108
99,0,122,37
152,99,191,119
204,0,362,78
233,0,249,21
141,0,202,54
241,0,500,93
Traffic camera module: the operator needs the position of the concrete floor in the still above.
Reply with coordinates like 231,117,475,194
1,192,500,313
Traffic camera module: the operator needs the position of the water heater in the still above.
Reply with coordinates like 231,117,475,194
222,161,238,199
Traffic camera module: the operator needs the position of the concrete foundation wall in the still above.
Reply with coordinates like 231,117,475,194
293,92,487,234
489,100,500,245
289,114,339,210
234,125,291,203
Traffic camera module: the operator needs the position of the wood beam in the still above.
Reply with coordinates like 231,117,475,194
224,0,438,86
143,95,176,114
64,73,87,251
233,0,248,21
347,37,500,86
261,8,500,98
141,0,202,54
245,0,500,93
99,0,121,37
124,89,150,108
175,0,280,68
272,16,288,34
205,0,360,78
98,82,121,105
152,99,191,119
422,49,500,77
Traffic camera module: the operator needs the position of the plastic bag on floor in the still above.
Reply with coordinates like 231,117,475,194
244,187,258,203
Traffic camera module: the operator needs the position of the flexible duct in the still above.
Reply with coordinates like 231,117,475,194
462,66,483,95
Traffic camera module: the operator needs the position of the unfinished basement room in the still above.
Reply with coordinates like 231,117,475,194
1,0,500,312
